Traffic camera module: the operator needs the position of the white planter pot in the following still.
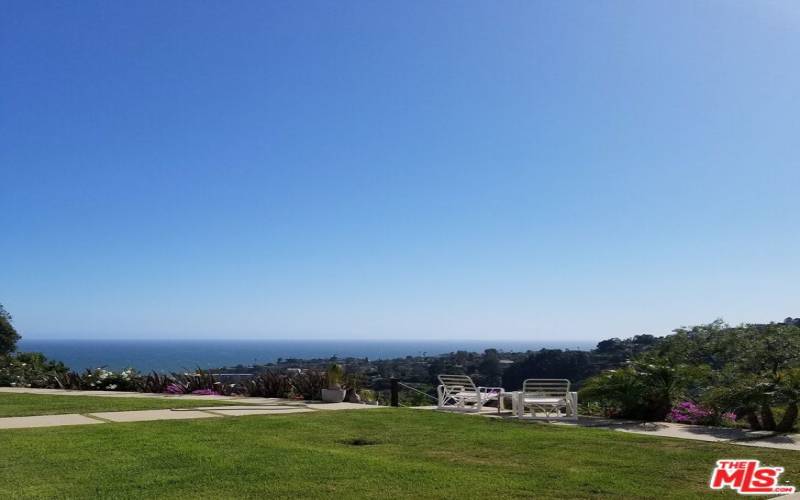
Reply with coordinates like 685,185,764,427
321,388,346,403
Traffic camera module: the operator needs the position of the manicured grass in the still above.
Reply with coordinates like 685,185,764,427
0,392,247,417
1,409,799,499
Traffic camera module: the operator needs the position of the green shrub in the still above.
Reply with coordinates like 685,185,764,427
0,352,68,388
55,367,141,391
0,304,20,356
580,357,705,421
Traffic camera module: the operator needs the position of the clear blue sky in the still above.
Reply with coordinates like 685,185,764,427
2,2,799,342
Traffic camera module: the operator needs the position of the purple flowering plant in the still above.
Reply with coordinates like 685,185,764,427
164,383,185,395
667,401,735,426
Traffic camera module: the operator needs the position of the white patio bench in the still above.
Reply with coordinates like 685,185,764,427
437,374,504,413
512,378,577,420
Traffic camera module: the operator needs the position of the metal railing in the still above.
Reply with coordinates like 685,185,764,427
389,378,437,407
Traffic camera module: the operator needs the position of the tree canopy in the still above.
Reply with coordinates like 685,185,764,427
0,303,21,355
581,321,800,431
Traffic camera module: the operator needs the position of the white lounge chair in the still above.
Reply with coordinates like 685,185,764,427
437,374,504,412
512,379,577,420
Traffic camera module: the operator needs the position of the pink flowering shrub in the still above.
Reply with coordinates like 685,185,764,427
721,411,738,426
666,401,716,425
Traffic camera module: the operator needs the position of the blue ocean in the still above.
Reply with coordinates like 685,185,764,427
18,339,596,373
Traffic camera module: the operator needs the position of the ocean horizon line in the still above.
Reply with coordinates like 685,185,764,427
20,337,599,344
18,338,598,373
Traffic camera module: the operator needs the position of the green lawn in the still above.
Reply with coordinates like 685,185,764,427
0,392,247,417
2,407,799,499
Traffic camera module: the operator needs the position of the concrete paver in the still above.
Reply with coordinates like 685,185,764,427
202,407,314,416
176,405,301,411
89,409,222,422
0,414,105,429
231,397,305,405
0,388,377,430
305,402,381,411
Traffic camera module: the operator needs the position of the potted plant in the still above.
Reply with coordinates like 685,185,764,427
321,363,346,403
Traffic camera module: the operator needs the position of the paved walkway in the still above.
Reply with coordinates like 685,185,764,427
576,416,800,451
0,387,378,430
417,405,800,451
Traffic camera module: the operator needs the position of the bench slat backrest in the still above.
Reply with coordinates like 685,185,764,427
438,374,478,392
521,379,570,397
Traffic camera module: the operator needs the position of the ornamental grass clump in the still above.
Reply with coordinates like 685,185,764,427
243,371,293,398
179,368,242,396
291,370,326,400
138,371,175,393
